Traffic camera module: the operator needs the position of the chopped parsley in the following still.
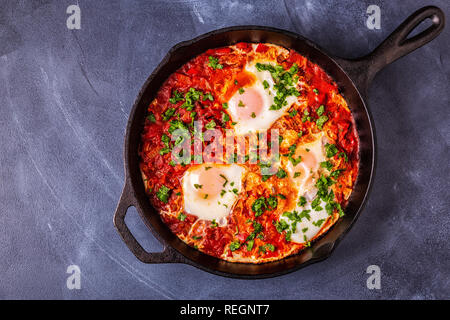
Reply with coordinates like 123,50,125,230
330,169,345,179
177,212,187,221
316,105,325,116
159,147,170,155
316,115,329,130
312,219,325,227
298,196,306,207
180,88,202,111
169,90,184,104
156,185,171,203
301,109,311,122
208,56,223,70
311,197,323,211
244,221,263,247
266,196,278,209
203,92,214,101
255,62,300,111
289,155,302,166
274,219,289,233
325,143,339,158
168,119,188,134
320,161,333,171
147,112,156,123
161,134,170,147
251,195,278,217
162,107,176,121
287,144,296,157
259,243,275,253
282,209,312,235
276,168,287,179
229,241,241,251
205,119,216,130
222,111,230,123
251,197,267,217
189,111,196,127
219,174,228,187
246,239,254,251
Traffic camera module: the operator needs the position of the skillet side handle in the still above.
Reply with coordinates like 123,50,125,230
365,6,445,79
113,181,185,263
337,6,445,93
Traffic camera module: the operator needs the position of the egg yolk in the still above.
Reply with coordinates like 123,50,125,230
289,147,319,185
193,167,224,200
295,148,318,170
230,87,264,120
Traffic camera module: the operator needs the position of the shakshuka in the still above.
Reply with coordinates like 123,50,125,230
139,43,359,263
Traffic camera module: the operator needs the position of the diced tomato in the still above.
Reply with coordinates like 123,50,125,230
212,47,232,55
186,68,199,76
255,43,269,53
235,42,252,52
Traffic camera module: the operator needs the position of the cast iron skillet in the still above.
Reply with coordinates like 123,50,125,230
113,6,445,278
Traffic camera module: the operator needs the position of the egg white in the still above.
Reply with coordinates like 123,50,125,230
181,164,245,225
227,61,299,136
279,133,334,243
285,133,327,198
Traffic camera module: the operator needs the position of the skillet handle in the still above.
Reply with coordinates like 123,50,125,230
337,6,445,93
113,181,185,263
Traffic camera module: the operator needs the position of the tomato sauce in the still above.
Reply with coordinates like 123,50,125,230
139,43,359,263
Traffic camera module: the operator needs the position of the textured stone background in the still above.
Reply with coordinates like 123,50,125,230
0,0,448,299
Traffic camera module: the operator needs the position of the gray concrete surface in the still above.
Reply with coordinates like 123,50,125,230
0,0,448,299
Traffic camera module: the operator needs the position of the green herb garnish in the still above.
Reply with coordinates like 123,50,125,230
169,90,184,104
147,112,156,123
316,115,329,130
325,143,339,158
208,56,223,70
156,185,171,203
229,241,241,251
205,120,216,130
162,107,176,121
